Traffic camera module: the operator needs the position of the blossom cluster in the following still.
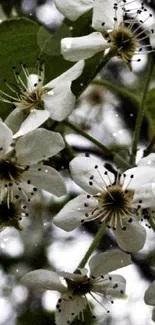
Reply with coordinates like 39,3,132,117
0,0,155,324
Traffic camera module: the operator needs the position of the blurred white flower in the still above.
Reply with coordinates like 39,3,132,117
21,250,131,325
54,156,155,252
59,0,155,69
1,60,84,137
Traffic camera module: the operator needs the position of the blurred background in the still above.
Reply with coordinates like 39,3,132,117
0,0,155,324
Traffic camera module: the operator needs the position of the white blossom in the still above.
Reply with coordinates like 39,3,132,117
21,250,131,325
53,156,155,252
59,0,155,68
1,60,85,137
0,121,66,205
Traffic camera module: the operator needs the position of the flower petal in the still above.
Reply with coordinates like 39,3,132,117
115,219,146,252
137,153,155,167
53,194,98,231
24,165,67,197
92,274,126,298
70,157,115,195
54,0,94,21
55,295,87,325
92,0,123,31
144,281,155,306
132,183,155,209
0,121,13,157
43,83,75,121
145,280,155,306
149,23,155,48
61,33,108,61
58,269,88,281
5,108,24,134
21,269,66,292
120,166,155,191
89,251,131,277
13,110,50,138
45,60,84,88
15,129,65,165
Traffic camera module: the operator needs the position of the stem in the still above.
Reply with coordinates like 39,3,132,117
72,49,116,97
77,223,107,268
64,120,131,169
148,218,155,233
130,56,155,165
92,79,140,105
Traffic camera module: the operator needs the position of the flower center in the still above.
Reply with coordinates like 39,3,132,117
19,87,46,111
0,159,24,183
109,26,137,63
0,201,23,230
95,185,134,229
67,278,91,296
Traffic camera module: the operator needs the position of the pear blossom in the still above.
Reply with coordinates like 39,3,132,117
53,156,155,252
21,250,131,325
1,60,85,137
0,121,66,205
144,280,155,322
59,0,155,68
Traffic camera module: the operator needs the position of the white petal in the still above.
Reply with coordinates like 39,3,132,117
70,157,115,195
15,129,65,165
61,33,108,61
92,0,123,31
27,74,43,92
149,23,155,48
132,183,155,209
137,153,155,167
58,269,88,281
89,251,131,277
5,108,24,134
115,219,146,252
144,281,155,306
53,194,98,231
43,83,75,121
13,110,50,138
92,274,126,298
24,165,67,197
152,307,155,322
54,0,94,21
0,121,13,157
55,295,87,325
121,166,155,191
21,269,66,292
45,60,84,89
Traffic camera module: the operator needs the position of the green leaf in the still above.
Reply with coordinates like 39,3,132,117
0,18,71,119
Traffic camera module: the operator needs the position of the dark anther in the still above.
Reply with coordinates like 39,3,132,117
94,165,98,169
87,195,90,198
89,181,93,186
27,180,31,184
128,218,132,223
